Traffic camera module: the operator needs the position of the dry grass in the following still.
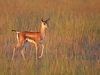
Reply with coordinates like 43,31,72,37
0,0,100,75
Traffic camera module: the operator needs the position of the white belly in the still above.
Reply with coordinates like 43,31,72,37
27,39,35,43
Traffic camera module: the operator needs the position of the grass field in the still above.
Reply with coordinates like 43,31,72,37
0,0,100,75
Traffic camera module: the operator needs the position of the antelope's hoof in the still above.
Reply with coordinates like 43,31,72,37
38,56,42,59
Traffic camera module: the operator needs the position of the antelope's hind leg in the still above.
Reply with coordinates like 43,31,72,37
12,41,22,61
20,40,28,60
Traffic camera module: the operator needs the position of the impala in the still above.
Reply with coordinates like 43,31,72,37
12,18,49,60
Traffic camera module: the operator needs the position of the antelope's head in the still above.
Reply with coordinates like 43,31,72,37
41,18,50,28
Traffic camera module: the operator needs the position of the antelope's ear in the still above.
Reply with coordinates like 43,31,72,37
41,18,43,22
46,18,50,22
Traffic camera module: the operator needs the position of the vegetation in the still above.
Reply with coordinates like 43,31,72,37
0,0,100,75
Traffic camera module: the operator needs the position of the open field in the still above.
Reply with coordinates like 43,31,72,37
0,0,100,75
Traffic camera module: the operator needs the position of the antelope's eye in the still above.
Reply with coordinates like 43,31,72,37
44,23,45,25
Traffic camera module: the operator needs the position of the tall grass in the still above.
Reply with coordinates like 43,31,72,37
0,0,100,75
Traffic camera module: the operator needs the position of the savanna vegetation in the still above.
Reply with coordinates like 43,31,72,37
0,0,100,75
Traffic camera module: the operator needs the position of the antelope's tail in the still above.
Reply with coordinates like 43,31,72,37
12,30,19,33
12,30,17,32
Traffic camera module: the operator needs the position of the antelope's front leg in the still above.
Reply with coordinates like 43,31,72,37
35,43,39,60
39,44,44,58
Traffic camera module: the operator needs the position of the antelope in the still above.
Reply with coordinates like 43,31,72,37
12,18,49,60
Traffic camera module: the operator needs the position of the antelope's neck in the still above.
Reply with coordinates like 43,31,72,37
40,26,45,37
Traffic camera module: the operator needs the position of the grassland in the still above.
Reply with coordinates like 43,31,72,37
0,0,100,75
